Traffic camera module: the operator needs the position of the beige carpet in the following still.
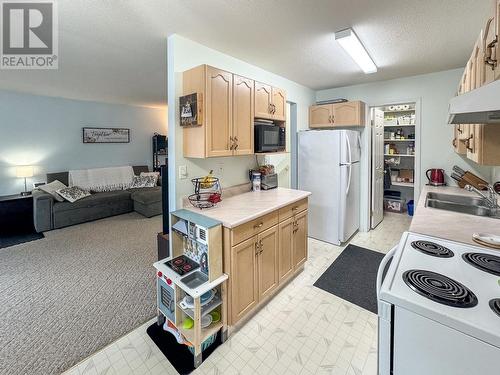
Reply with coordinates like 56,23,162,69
0,212,161,375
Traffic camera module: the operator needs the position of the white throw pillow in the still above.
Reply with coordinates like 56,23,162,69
130,175,156,189
38,180,67,202
56,186,91,203
140,171,159,185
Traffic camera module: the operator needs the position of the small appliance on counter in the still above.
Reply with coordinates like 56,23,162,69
254,119,286,153
154,209,228,368
426,168,445,186
249,164,278,190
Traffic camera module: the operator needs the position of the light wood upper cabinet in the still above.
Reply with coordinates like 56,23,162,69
206,67,233,157
333,101,365,127
309,105,333,128
183,65,286,158
496,0,500,80
255,82,273,119
257,226,279,300
233,75,254,155
255,82,287,121
278,217,294,283
272,88,287,121
230,236,259,323
467,125,500,165
482,16,497,85
309,101,365,128
293,210,308,269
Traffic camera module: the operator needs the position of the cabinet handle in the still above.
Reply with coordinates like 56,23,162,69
292,206,299,211
328,115,332,123
268,104,272,114
331,115,335,123
466,134,474,152
254,222,264,229
259,240,263,254
485,37,498,68
255,242,260,255
457,126,463,134
452,138,457,148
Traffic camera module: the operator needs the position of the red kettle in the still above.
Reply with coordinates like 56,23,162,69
426,168,445,186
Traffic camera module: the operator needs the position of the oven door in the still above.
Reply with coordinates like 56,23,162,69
157,277,176,324
255,125,280,152
377,246,398,375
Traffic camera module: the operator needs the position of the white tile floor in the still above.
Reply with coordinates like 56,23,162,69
63,213,411,375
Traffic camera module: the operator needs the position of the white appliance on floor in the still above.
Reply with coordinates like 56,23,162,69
377,232,500,375
298,129,361,245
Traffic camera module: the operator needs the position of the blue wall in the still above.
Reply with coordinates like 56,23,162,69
0,90,167,195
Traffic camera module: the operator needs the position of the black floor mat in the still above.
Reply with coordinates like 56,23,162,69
0,231,44,249
146,322,221,375
314,244,385,314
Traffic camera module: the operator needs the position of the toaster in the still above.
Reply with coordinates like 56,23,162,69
261,173,278,190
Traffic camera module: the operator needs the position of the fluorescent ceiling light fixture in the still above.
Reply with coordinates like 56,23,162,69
335,28,377,74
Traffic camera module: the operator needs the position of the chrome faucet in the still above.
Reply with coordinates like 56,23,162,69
464,184,499,210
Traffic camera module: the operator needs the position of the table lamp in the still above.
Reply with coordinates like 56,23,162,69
16,166,34,196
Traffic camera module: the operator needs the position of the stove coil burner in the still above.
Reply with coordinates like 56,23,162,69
462,253,500,276
490,299,500,317
403,269,478,308
411,241,454,258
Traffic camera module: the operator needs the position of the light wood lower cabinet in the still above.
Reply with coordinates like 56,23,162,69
230,236,259,323
257,226,279,300
226,201,308,325
293,210,308,269
278,217,294,282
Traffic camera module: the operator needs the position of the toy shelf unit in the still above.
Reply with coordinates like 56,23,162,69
154,209,227,368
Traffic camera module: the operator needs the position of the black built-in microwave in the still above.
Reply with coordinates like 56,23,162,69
254,124,286,153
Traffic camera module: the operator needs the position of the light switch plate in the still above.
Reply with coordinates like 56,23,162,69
179,165,187,179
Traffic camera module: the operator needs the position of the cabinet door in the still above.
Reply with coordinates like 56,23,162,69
233,75,254,155
482,16,497,85
255,82,273,119
272,87,287,121
278,217,294,283
206,67,233,157
293,210,308,269
496,1,500,81
309,105,333,128
332,101,365,127
231,236,259,323
257,225,279,300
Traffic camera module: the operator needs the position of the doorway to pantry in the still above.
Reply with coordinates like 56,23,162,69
370,101,421,229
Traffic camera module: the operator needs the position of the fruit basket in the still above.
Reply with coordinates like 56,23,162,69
189,173,222,209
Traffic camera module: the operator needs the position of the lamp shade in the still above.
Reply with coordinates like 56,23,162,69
16,166,34,178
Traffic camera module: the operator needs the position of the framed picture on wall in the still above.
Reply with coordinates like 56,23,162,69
82,127,130,143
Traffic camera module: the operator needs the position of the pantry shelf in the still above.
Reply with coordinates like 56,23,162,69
384,154,415,157
384,139,415,142
384,124,416,127
391,182,414,187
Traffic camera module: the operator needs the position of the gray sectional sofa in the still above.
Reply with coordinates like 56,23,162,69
33,166,162,232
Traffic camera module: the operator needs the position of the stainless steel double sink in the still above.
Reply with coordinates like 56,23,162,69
425,192,500,219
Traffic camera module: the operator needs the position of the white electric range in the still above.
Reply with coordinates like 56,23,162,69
377,231,500,375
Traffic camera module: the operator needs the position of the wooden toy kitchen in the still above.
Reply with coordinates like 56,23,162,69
153,209,228,368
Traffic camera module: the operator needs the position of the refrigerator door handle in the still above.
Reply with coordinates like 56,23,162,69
345,164,352,196
345,133,352,165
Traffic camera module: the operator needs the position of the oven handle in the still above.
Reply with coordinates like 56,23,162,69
376,245,398,300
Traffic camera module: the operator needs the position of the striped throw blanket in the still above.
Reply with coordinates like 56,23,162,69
68,166,134,192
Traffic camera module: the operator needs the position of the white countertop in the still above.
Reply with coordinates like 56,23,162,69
185,187,311,228
410,185,500,246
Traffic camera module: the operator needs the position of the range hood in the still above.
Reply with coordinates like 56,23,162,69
448,79,500,124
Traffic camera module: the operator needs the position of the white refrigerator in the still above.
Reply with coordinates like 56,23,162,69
298,129,361,245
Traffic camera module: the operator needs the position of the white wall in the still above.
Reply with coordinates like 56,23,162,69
317,68,495,196
167,35,315,208
0,90,167,195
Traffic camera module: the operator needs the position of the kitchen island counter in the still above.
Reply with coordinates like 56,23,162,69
185,187,311,228
410,185,500,246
